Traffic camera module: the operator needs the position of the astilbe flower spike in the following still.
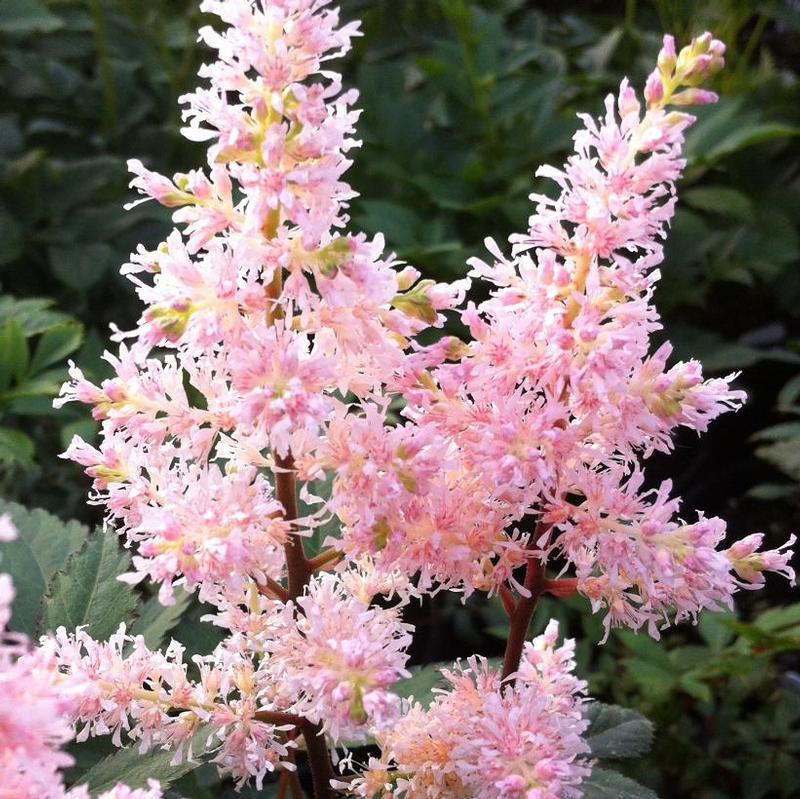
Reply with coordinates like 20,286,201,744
39,3,794,797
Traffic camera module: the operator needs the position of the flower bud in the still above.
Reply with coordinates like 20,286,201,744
669,88,719,106
644,70,664,106
657,34,677,76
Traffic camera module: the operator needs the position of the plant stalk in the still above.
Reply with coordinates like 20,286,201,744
500,556,545,683
273,450,334,798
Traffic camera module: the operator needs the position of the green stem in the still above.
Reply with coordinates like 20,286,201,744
88,0,117,141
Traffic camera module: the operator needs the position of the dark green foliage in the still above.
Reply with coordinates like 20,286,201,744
79,726,214,794
0,498,88,635
0,500,213,792
41,531,139,640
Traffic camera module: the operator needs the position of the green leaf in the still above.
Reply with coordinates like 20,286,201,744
59,417,97,450
29,321,83,375
755,604,800,634
171,599,227,664
41,532,138,641
48,242,118,290
581,767,659,799
353,200,423,249
130,590,194,650
0,317,30,388
297,472,339,558
2,366,67,403
698,611,736,651
584,704,654,759
0,427,35,468
81,729,213,793
0,0,64,34
624,659,675,694
0,297,70,337
393,663,446,709
0,500,88,637
683,187,754,222
777,373,800,411
746,483,797,501
756,440,800,482
703,123,799,164
0,205,24,265
751,421,800,442
678,674,712,704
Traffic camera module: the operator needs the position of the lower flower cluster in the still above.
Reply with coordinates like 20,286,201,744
340,622,589,799
0,515,165,799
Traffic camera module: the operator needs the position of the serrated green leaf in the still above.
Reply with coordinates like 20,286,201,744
581,767,659,798
0,500,88,636
41,532,138,641
584,703,654,759
81,727,213,793
30,321,83,375
0,427,35,468
130,590,193,650
678,674,712,703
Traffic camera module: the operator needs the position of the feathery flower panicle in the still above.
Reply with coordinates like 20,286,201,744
56,0,454,607
43,622,295,789
44,4,796,796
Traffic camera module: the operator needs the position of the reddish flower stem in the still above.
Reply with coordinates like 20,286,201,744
543,577,579,598
308,547,344,572
258,576,291,602
500,554,546,683
301,719,336,799
498,584,517,617
274,450,335,799
276,453,312,598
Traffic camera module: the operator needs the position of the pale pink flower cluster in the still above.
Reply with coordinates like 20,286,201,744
342,622,588,799
66,783,164,799
0,515,164,799
45,571,410,778
42,2,795,796
267,573,412,741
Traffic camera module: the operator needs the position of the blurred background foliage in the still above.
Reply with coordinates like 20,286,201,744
0,0,798,796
